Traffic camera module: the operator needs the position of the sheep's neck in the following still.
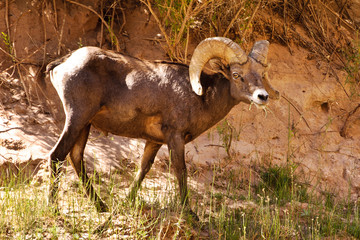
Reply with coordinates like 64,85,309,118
199,75,239,131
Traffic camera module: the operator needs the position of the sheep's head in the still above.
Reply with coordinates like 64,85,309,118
189,37,279,106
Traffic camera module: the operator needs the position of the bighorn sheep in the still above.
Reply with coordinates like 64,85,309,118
46,37,279,214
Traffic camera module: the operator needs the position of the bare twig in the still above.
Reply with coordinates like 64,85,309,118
283,0,294,55
296,0,310,21
110,2,116,40
162,0,174,26
204,144,224,148
223,4,243,38
0,153,10,161
241,0,262,42
0,43,45,75
99,0,104,48
336,0,348,27
0,46,14,61
17,64,32,105
9,3,33,106
340,103,360,137
57,1,66,55
41,1,47,73
5,0,10,42
141,0,173,52
0,127,36,135
119,2,126,35
184,24,190,64
281,94,312,132
329,66,350,99
53,0,58,29
142,0,211,61
173,0,195,49
318,0,355,31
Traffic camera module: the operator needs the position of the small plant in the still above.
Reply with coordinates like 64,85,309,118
216,119,239,158
255,163,308,204
1,31,14,61
142,0,258,62
77,38,83,48
142,0,205,61
1,32,12,54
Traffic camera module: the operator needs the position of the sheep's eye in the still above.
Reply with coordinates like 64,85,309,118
233,72,245,83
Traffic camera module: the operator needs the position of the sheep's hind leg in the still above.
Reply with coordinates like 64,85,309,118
69,124,109,212
128,141,162,201
48,119,90,211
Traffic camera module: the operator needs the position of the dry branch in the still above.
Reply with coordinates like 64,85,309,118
340,103,360,137
173,0,195,48
281,94,312,132
140,0,174,58
223,5,243,38
5,0,10,42
241,0,262,42
0,43,46,75
318,0,355,32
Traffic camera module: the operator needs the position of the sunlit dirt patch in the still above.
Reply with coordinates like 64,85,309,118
0,138,25,150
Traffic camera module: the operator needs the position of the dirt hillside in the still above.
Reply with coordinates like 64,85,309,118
0,0,359,203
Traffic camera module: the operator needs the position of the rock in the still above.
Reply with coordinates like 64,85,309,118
13,105,27,115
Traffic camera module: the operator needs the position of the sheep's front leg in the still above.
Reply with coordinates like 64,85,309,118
167,132,189,207
167,132,199,220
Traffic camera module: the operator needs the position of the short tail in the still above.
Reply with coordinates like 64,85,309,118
46,51,73,73
46,58,64,73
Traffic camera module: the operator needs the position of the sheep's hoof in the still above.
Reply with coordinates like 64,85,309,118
95,200,109,213
48,195,60,215
50,204,61,215
94,217,113,234
185,208,200,222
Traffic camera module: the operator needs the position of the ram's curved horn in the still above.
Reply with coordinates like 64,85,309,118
189,37,247,95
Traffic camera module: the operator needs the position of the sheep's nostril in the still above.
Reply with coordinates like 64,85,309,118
252,89,269,104
258,93,269,102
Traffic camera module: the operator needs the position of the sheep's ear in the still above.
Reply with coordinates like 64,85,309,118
263,64,280,100
249,40,269,66
208,58,230,79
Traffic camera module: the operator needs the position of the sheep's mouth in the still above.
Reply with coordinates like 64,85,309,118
248,101,273,117
251,101,267,108
248,95,269,108
247,100,270,112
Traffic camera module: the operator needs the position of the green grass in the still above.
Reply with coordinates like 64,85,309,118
1,158,360,239
255,163,309,205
